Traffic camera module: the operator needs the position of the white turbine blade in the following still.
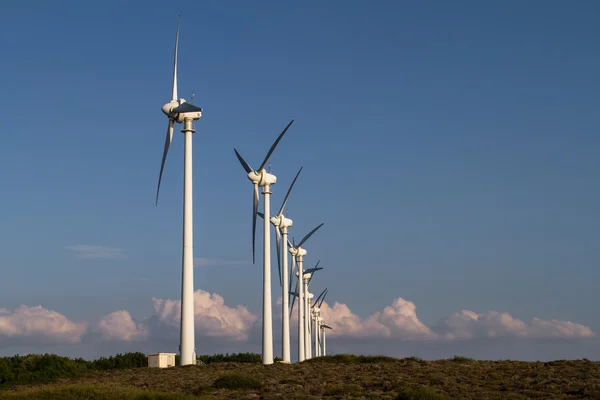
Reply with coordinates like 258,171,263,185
275,227,282,286
290,294,296,316
252,183,259,264
288,254,296,300
172,16,180,101
156,119,175,206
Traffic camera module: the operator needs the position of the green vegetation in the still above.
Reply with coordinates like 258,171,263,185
449,355,474,363
197,352,263,364
212,373,262,389
0,352,147,386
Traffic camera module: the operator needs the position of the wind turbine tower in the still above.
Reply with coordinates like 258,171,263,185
233,120,295,364
155,16,204,366
287,222,324,362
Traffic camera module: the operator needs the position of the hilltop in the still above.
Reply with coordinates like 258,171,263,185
1,353,600,399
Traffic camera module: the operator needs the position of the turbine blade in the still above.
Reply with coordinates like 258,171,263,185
319,289,328,308
258,119,294,172
298,223,324,248
275,227,282,286
290,295,296,316
288,255,296,300
252,183,259,264
155,119,175,206
234,149,253,174
278,166,303,216
287,238,293,248
312,288,327,308
257,212,264,219
172,102,202,113
172,16,180,101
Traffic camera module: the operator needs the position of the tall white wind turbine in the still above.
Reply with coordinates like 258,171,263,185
258,167,303,363
287,223,324,362
155,16,204,367
233,120,295,365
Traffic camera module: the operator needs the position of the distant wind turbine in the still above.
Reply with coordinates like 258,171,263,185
287,223,324,362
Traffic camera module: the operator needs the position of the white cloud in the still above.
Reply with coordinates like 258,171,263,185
318,298,435,339
435,310,595,340
194,258,246,267
0,292,592,349
152,289,258,341
96,310,148,342
316,297,594,341
65,244,127,260
0,305,88,346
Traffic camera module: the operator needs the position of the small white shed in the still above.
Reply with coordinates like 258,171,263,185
147,352,176,368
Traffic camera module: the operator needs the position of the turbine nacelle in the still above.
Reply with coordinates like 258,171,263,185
270,215,293,229
289,246,307,257
161,99,202,123
247,169,277,187
303,272,312,280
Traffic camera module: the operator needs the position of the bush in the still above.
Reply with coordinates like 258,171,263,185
0,352,147,387
212,374,262,389
197,352,262,364
450,355,474,363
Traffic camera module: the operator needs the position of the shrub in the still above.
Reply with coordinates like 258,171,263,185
212,374,262,389
197,352,261,364
450,355,474,363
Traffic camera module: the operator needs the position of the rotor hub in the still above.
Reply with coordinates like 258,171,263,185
161,100,179,117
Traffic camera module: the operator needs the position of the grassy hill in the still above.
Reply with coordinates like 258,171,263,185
1,353,599,399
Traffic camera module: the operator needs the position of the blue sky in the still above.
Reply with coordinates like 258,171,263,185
0,0,599,360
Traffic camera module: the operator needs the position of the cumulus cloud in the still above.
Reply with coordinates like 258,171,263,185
0,305,88,347
152,289,258,341
65,244,127,260
0,291,593,350
194,258,246,267
435,310,595,340
318,298,435,340
315,297,593,341
96,310,148,342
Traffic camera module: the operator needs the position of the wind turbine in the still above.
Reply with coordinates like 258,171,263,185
311,288,328,358
321,323,333,356
257,167,303,364
305,290,314,359
155,16,204,367
287,223,324,362
233,120,295,365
